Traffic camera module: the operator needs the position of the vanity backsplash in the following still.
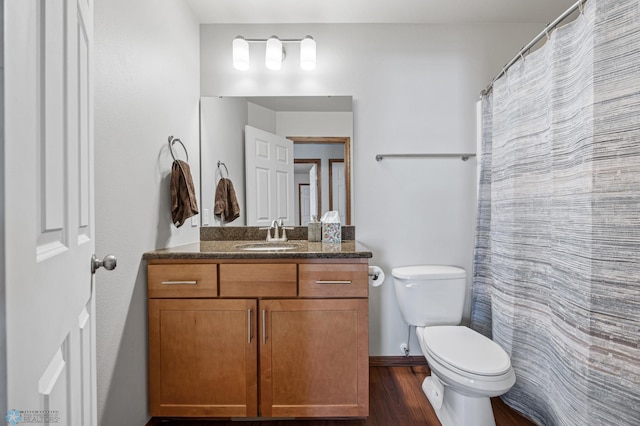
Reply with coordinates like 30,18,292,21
200,226,356,241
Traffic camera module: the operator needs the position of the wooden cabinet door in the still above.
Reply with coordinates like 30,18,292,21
149,299,258,417
259,299,369,418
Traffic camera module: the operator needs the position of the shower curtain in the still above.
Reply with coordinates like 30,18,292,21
471,0,640,425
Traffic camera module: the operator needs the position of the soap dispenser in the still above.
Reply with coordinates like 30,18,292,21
308,215,321,242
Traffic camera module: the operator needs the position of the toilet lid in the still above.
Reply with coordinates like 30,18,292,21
391,265,466,280
419,326,511,376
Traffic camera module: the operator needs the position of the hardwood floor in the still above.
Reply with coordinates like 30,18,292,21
148,366,536,426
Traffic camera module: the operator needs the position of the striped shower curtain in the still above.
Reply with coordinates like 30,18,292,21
471,0,640,425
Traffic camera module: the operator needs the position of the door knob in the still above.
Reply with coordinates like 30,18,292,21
91,254,117,274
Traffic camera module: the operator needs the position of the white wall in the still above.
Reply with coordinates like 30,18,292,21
276,111,353,136
200,97,247,226
94,0,200,424
278,111,354,218
248,102,276,133
200,23,542,356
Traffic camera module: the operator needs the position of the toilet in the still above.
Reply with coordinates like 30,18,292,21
392,265,515,426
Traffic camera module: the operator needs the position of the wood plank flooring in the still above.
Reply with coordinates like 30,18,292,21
148,366,536,426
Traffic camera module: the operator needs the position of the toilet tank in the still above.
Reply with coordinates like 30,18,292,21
392,265,467,327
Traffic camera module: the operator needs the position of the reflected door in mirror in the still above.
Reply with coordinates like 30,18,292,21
245,125,294,226
330,159,346,225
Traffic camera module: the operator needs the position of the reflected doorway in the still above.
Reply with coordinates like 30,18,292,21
294,158,321,225
290,137,351,225
329,159,346,225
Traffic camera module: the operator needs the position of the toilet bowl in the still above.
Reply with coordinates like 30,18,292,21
392,265,515,426
417,326,516,426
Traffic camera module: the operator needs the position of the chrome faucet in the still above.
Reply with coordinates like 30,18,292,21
261,219,293,242
269,219,279,242
278,219,294,242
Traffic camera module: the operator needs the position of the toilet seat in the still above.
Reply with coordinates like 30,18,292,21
418,326,511,377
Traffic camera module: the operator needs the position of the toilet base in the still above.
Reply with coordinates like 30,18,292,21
422,374,496,426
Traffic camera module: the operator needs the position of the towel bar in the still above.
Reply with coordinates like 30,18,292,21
168,136,189,162
375,153,476,162
217,160,229,178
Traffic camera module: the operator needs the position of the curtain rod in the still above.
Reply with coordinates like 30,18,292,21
481,0,588,96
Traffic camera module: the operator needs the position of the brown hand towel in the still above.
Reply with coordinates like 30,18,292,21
170,160,199,227
214,178,240,223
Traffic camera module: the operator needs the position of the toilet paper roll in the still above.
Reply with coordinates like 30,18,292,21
368,266,385,287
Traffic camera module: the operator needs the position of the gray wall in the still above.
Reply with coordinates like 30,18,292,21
92,8,545,423
94,0,200,424
200,97,248,226
200,23,543,356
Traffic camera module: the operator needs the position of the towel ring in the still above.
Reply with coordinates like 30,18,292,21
217,160,229,178
168,136,189,162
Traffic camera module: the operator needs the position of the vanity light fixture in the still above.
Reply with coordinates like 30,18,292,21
300,36,316,70
232,35,316,71
265,36,284,70
232,36,250,71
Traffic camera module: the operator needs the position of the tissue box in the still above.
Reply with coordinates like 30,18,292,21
322,223,341,244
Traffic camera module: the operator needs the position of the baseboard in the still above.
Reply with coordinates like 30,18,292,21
369,356,428,367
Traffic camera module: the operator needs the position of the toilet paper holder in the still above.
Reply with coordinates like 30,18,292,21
368,266,385,287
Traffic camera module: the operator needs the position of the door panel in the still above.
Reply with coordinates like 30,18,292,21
275,170,290,219
38,347,69,424
299,184,311,226
245,126,294,226
255,167,271,222
5,0,97,424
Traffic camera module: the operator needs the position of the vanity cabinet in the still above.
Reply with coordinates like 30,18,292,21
260,298,368,418
147,259,369,420
148,298,258,417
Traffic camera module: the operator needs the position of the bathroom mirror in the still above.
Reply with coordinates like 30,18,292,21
200,96,353,227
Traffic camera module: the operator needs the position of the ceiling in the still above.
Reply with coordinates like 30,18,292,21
186,0,578,24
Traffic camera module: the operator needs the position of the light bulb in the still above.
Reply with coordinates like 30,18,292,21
300,36,316,70
265,36,283,70
232,36,249,70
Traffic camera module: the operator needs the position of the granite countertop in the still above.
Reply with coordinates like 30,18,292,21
143,240,372,260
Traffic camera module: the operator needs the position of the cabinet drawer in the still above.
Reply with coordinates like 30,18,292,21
299,263,368,298
219,264,297,298
148,263,217,298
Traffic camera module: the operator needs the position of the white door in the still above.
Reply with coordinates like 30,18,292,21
244,126,294,226
330,160,347,225
4,1,105,425
299,185,311,226
309,164,318,221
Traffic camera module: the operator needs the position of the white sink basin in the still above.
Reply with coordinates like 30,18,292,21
234,242,302,251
